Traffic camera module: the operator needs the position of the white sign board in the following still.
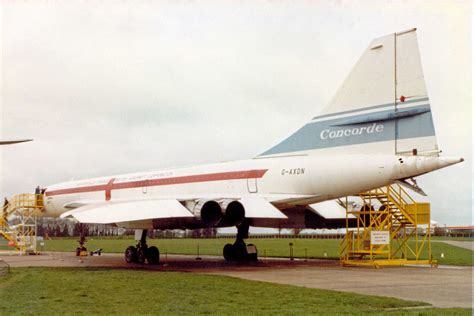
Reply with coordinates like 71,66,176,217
371,231,390,245
134,229,144,241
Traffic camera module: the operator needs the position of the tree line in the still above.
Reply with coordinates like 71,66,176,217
36,218,218,238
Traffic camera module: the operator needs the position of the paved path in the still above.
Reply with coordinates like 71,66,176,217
1,252,472,308
208,265,473,308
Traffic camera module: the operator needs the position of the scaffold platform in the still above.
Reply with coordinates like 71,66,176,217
0,194,44,254
340,184,436,267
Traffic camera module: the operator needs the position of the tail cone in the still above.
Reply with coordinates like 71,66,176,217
415,156,464,175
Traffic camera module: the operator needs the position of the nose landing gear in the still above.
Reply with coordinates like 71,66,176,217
75,223,88,257
223,220,258,262
124,229,160,265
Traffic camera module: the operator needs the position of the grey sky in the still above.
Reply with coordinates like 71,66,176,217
1,1,471,225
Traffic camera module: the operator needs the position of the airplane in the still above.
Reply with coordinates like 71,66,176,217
41,28,463,264
0,139,33,145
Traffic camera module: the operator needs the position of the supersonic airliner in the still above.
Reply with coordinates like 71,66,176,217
42,28,463,264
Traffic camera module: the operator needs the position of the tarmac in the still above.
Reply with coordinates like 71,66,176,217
0,251,472,309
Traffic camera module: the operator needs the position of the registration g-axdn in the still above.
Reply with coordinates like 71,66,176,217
43,28,463,264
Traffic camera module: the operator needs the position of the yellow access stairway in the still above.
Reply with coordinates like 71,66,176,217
0,194,44,254
340,183,434,267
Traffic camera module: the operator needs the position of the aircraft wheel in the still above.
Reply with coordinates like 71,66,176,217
125,246,137,263
233,242,247,261
147,246,160,265
136,247,147,264
246,243,258,262
223,243,234,261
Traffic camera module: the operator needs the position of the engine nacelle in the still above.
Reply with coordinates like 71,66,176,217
193,200,222,227
220,200,245,226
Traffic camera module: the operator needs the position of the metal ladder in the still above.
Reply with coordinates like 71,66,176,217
1,194,45,254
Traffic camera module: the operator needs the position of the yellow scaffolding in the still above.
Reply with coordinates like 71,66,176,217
0,194,44,254
340,184,435,267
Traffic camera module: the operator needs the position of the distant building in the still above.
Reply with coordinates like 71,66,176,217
435,225,473,238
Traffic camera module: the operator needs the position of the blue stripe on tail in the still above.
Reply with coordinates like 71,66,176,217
259,104,436,156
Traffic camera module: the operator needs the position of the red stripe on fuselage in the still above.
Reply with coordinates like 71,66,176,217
105,178,116,201
45,169,268,197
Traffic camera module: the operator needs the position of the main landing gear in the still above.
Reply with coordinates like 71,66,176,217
124,229,160,265
223,220,258,262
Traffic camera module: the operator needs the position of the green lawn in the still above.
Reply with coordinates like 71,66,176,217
1,237,472,266
414,241,473,266
431,236,474,242
14,238,343,258
0,267,470,315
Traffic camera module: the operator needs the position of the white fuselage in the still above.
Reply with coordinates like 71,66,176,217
44,153,454,225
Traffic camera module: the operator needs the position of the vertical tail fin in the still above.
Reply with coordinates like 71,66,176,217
259,28,438,158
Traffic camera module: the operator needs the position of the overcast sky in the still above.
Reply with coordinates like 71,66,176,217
1,1,471,226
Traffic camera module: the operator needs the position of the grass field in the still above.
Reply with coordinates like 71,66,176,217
431,236,474,242
0,237,470,266
422,241,473,266
0,267,471,315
